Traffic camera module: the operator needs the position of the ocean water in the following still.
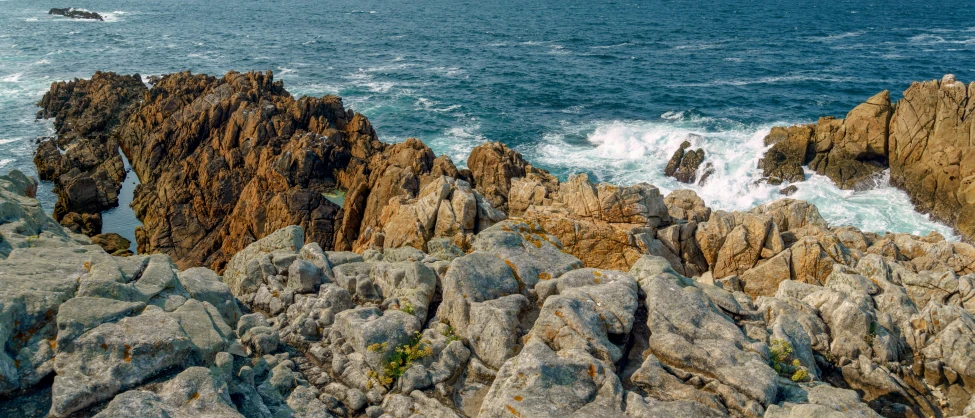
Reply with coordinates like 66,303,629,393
1,0,973,242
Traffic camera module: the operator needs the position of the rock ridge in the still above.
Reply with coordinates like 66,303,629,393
760,75,975,243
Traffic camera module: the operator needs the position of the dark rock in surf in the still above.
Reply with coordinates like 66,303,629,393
758,125,812,185
665,140,707,184
48,8,104,21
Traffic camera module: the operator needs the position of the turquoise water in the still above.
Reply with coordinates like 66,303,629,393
1,0,973,239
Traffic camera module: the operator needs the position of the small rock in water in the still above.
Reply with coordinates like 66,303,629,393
49,8,104,21
779,185,798,196
665,140,708,184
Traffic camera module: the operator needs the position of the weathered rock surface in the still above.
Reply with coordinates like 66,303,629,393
665,140,708,184
761,76,975,242
34,71,146,234
14,72,975,418
467,142,556,213
0,171,309,418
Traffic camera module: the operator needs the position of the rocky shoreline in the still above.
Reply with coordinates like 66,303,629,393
758,75,975,243
2,71,974,417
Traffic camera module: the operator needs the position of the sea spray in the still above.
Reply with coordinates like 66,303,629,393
529,114,957,239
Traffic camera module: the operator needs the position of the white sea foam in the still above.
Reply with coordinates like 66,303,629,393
526,116,956,238
673,74,860,88
673,43,721,50
590,42,633,49
0,137,23,145
101,11,127,22
427,66,464,77
1,72,22,83
808,31,864,42
0,159,12,167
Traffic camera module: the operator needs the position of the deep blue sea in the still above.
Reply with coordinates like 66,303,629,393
1,0,974,243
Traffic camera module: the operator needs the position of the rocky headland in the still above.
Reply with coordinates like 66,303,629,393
2,71,975,417
759,75,975,242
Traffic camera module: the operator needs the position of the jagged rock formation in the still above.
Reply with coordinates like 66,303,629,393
467,142,554,212
34,71,147,235
665,140,709,184
6,164,975,417
48,8,103,21
20,70,975,416
761,75,975,242
35,70,392,270
32,71,682,273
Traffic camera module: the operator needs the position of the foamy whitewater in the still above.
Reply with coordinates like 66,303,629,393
1,0,972,243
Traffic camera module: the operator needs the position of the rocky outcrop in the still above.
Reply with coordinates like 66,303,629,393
759,91,892,189
0,171,351,418
665,140,708,184
888,75,975,243
761,76,975,242
35,70,392,270
758,125,813,185
7,160,975,416
119,71,390,271
48,8,103,21
467,142,556,212
34,72,147,235
21,71,975,416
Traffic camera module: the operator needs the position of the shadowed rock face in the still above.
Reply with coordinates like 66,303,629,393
34,71,147,234
665,140,708,184
36,70,390,271
761,77,975,242
48,8,103,21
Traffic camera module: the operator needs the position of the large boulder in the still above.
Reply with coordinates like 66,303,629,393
479,267,639,417
435,252,529,369
467,141,556,212
758,125,814,185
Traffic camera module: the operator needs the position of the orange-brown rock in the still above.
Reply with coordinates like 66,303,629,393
34,72,147,231
758,124,814,185
696,210,784,278
335,138,444,251
467,141,557,212
664,189,711,223
37,70,388,270
761,76,975,242
518,174,675,271
888,75,975,241
351,175,505,253
115,71,384,270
